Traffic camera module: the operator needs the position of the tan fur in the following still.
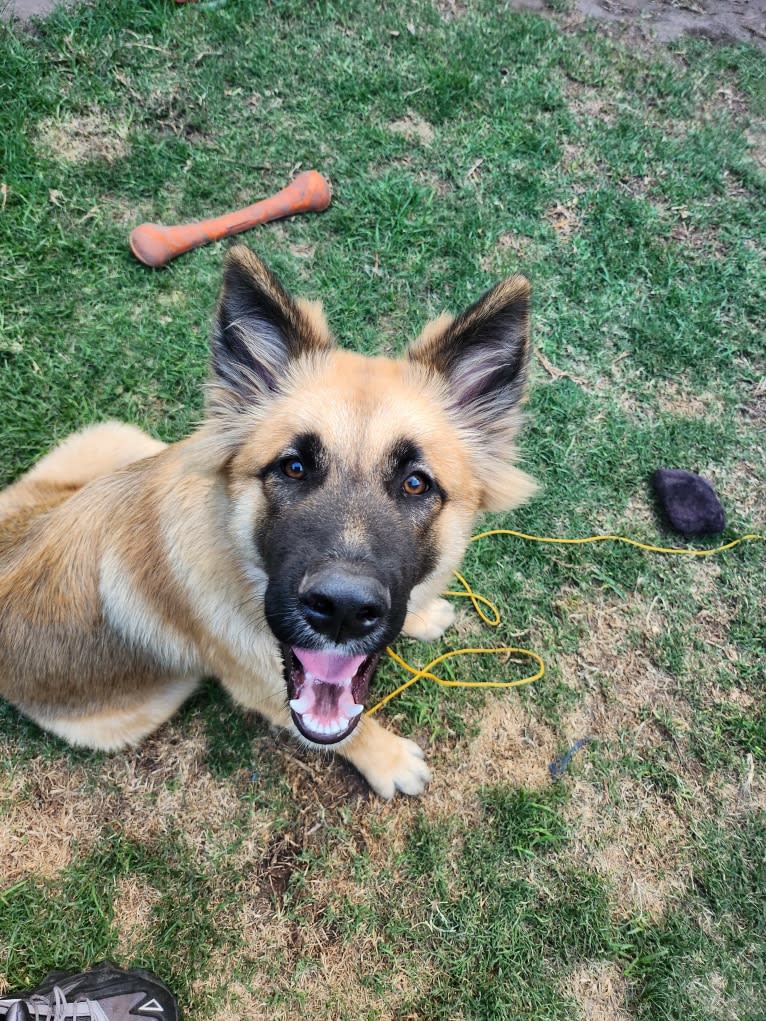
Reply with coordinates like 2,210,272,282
0,249,536,798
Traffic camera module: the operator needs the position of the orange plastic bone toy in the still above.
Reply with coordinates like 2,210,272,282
129,170,332,268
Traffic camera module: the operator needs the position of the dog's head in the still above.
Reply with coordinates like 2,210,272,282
205,246,535,747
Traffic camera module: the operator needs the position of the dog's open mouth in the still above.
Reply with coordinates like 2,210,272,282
283,646,380,745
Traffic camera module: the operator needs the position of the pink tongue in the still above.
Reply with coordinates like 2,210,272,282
293,648,366,683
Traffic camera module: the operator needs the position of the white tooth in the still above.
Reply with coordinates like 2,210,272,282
289,696,311,714
348,704,364,717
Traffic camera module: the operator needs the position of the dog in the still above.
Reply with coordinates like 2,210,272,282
0,247,536,798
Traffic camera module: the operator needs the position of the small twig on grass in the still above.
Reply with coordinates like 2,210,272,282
464,157,484,182
534,348,587,387
739,753,755,805
279,748,320,778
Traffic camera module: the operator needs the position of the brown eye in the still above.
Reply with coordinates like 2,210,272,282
282,457,306,480
402,472,430,496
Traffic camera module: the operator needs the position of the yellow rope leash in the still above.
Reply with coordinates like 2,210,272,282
366,528,765,717
470,528,766,557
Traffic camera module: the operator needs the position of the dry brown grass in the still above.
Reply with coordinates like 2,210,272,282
654,378,725,421
566,775,691,920
556,590,691,742
112,876,163,960
684,967,759,1021
36,113,131,164
706,459,766,527
546,592,698,918
0,717,272,884
212,776,432,1021
0,576,756,1006
0,757,87,882
440,696,558,802
546,201,581,242
606,364,729,425
563,80,617,125
564,960,632,1021
433,0,468,22
481,231,541,276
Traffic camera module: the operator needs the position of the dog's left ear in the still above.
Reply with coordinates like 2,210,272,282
208,246,334,415
407,275,537,511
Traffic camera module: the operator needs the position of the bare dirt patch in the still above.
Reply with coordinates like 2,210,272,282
387,111,435,146
507,0,766,54
36,113,131,165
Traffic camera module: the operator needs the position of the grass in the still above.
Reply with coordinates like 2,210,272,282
1,1,765,1018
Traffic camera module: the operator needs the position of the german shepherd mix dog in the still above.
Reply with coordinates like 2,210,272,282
0,248,536,798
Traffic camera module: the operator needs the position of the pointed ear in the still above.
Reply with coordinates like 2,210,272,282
208,246,334,414
407,275,537,511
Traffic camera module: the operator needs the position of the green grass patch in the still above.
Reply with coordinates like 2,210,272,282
1,1,765,1017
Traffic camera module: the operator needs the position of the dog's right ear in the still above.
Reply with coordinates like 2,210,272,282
208,246,334,415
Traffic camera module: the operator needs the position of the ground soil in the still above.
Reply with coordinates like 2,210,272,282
518,0,766,53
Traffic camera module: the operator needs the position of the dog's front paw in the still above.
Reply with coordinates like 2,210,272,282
402,597,455,642
341,717,431,799
371,735,431,799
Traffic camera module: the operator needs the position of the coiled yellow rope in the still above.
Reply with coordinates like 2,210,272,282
366,528,764,717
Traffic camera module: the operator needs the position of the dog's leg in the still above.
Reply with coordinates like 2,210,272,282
25,677,200,751
338,717,431,799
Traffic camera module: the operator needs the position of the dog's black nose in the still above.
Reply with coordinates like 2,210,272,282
299,566,390,643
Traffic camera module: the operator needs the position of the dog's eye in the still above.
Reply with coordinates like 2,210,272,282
402,472,430,496
281,457,306,480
